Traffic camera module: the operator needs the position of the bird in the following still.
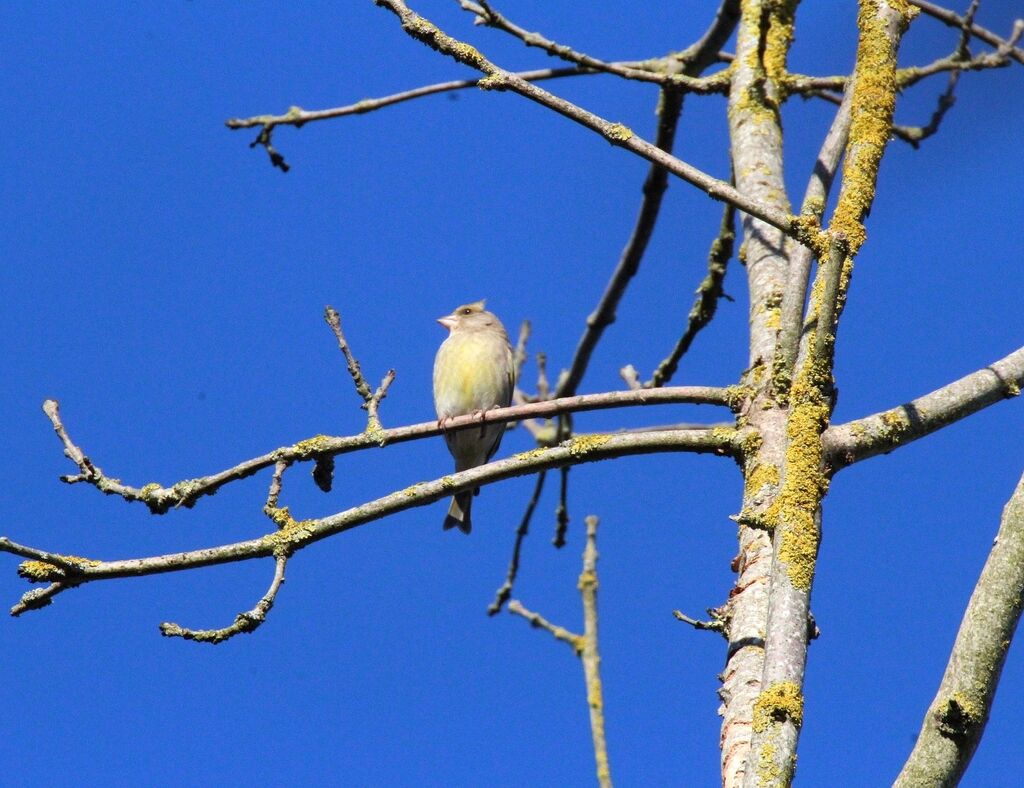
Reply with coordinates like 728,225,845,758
433,300,515,534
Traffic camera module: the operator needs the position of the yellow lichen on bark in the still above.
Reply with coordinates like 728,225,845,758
766,360,830,590
830,0,915,252
764,1,799,93
752,680,805,733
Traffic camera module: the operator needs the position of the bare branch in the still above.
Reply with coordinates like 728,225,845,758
41,385,734,513
895,469,1024,787
459,0,723,92
773,85,854,392
825,346,1024,468
647,202,735,388
160,556,288,645
508,600,582,653
909,0,1024,65
2,424,746,617
373,0,801,240
673,608,727,637
508,514,612,787
324,306,395,432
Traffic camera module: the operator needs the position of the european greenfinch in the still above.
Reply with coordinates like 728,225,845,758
433,300,515,534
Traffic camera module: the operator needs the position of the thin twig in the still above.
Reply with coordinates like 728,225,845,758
159,556,288,645
553,465,570,547
647,202,736,388
459,0,721,92
324,306,395,431
506,514,613,785
673,609,727,636
10,582,68,617
488,470,547,615
579,515,612,788
909,0,1024,65
507,600,583,653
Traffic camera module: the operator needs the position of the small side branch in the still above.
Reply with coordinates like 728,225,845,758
895,470,1024,787
324,306,395,432
508,515,611,788
673,608,728,637
160,556,288,645
459,0,721,91
909,0,1024,65
508,600,583,653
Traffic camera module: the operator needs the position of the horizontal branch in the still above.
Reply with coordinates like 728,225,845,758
825,346,1024,468
3,425,747,600
42,385,735,513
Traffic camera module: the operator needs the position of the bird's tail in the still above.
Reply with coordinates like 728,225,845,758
443,492,473,534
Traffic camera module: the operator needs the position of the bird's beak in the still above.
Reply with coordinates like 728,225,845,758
437,316,457,330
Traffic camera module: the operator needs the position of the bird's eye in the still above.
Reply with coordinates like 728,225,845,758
461,308,472,315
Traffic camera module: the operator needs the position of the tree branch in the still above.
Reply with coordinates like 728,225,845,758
743,3,916,785
3,424,746,618
488,470,546,615
459,0,724,92
40,384,734,513
372,0,801,240
159,556,288,644
895,469,1024,787
909,0,1024,65
825,346,1024,468
508,514,612,788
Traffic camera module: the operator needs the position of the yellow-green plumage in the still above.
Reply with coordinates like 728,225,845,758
433,300,514,534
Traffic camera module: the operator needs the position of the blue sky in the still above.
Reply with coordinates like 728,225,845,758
2,2,1023,785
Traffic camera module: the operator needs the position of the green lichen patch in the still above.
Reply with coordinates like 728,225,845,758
18,554,100,582
294,434,333,459
512,447,548,463
605,123,634,143
745,462,781,500
752,680,805,733
764,0,798,95
568,434,612,458
765,357,831,590
831,0,915,253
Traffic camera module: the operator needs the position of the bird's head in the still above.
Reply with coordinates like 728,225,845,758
437,300,497,333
